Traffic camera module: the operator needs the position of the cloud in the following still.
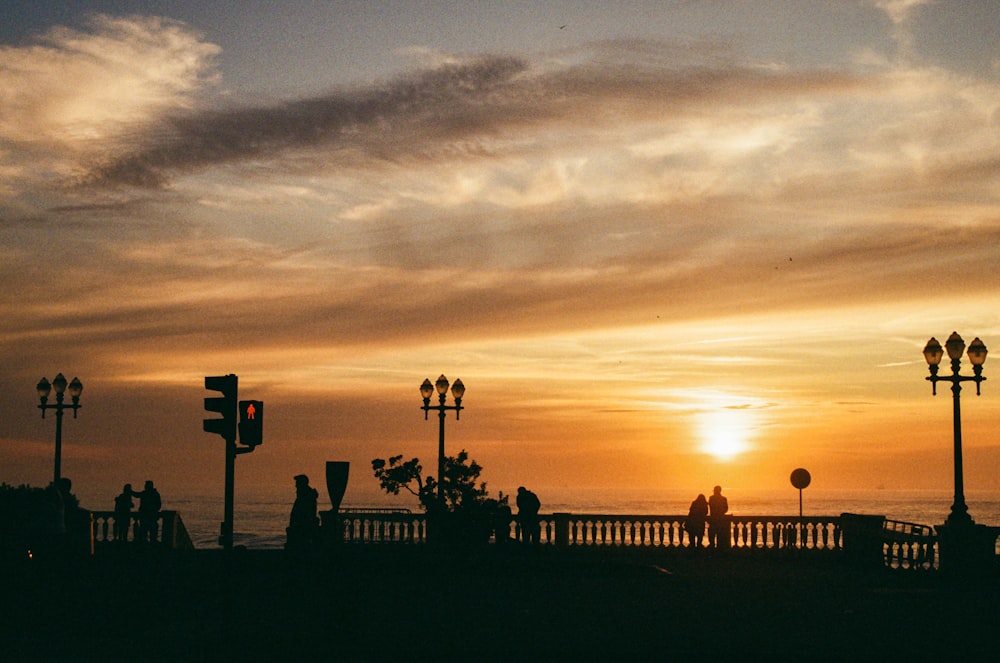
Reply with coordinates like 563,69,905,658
872,0,931,62
3,24,999,403
874,0,931,25
83,45,864,188
0,14,219,209
0,14,218,146
85,55,532,187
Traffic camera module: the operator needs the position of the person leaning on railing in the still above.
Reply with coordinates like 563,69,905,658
113,484,134,542
133,481,162,543
708,486,730,549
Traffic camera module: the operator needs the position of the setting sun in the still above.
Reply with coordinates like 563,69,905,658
695,406,756,460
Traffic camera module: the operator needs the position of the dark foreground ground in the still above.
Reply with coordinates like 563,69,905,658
1,545,997,661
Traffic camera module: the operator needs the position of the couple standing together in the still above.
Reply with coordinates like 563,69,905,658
685,485,729,549
114,480,161,543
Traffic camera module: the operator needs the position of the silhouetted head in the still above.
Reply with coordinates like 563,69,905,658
144,480,154,490
57,477,72,493
517,486,526,494
123,483,132,492
713,485,722,495
295,474,309,486
697,494,707,502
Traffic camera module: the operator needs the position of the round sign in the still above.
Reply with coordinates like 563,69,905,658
790,468,811,490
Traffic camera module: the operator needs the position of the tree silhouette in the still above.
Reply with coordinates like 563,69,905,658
372,451,509,544
372,449,501,512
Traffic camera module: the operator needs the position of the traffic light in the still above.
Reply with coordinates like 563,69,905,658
238,400,263,447
204,374,237,441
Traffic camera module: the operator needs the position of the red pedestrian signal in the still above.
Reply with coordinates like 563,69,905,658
238,400,263,447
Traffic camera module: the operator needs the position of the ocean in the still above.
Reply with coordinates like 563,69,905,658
160,486,1000,550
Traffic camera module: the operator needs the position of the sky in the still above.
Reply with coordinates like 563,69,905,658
2,1,1000,514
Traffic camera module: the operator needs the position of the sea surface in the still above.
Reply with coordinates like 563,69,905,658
159,486,1000,550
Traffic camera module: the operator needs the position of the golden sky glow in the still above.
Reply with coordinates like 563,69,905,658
1,2,999,510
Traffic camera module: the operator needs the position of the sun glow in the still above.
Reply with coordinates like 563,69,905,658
694,403,760,461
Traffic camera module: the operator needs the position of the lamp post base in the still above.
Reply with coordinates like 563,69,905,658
935,522,1000,578
945,498,973,528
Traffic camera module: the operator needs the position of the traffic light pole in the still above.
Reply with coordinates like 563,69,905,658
222,438,256,551
204,374,262,553
222,437,236,551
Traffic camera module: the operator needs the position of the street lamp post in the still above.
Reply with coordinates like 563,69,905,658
36,373,84,484
922,332,987,527
420,375,465,507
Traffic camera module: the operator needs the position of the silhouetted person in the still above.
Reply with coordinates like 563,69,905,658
516,486,541,545
685,493,708,548
54,477,90,556
113,483,134,542
134,480,162,543
41,481,68,556
493,493,513,545
286,474,319,551
54,477,78,521
708,485,730,549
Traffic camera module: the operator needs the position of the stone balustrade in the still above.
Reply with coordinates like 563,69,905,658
329,511,959,570
339,513,844,550
82,509,968,570
882,519,937,570
534,514,843,551
340,509,425,543
90,510,194,550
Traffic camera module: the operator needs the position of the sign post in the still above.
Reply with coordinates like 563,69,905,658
790,467,811,517
790,468,812,549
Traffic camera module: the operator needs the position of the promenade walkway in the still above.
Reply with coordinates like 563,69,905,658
2,545,996,661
